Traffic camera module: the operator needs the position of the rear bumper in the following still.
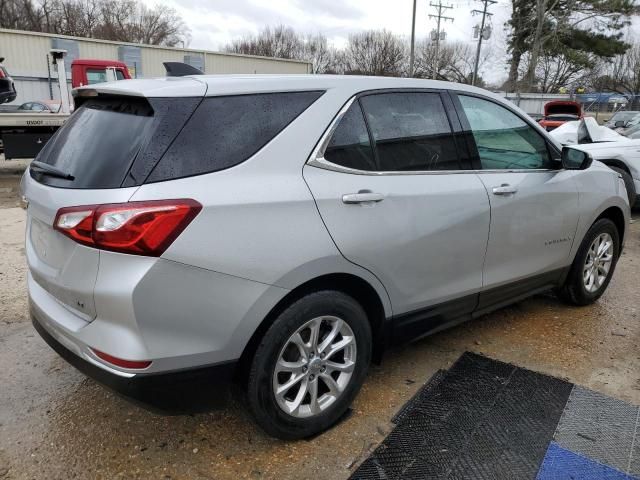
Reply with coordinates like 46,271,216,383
32,309,237,395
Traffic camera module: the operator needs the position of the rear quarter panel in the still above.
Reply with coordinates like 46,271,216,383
128,87,393,316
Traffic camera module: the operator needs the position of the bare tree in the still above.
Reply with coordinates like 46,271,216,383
303,33,332,74
414,39,488,85
591,44,640,108
532,50,597,92
0,0,189,46
344,30,406,76
225,26,340,73
226,25,303,59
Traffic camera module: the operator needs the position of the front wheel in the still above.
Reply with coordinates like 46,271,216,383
247,291,372,439
558,218,620,306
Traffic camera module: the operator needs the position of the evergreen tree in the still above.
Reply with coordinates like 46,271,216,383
506,0,637,91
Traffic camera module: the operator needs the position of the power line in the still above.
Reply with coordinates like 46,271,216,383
429,1,454,79
471,0,496,86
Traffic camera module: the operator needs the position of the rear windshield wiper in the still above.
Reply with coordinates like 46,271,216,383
30,161,75,180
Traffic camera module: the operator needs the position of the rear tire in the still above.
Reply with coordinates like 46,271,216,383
247,291,371,440
558,218,620,306
610,166,636,207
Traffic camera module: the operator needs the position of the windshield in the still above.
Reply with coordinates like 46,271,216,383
611,111,639,122
626,115,640,127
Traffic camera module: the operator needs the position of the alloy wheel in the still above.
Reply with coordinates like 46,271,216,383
272,316,357,418
583,232,614,293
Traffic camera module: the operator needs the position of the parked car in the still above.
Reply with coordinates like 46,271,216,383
604,110,640,130
538,100,583,131
11,100,67,113
618,115,640,138
550,117,640,207
23,75,629,439
0,57,17,104
625,123,640,139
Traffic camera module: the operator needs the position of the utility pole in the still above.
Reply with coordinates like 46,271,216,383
409,0,417,77
471,0,496,86
428,1,454,80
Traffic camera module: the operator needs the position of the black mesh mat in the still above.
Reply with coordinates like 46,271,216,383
349,352,573,480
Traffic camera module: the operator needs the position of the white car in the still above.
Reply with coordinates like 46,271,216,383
551,117,640,207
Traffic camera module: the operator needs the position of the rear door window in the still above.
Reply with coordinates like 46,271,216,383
146,91,324,183
359,92,463,171
323,102,376,171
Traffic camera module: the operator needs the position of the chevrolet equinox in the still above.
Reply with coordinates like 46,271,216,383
23,75,630,439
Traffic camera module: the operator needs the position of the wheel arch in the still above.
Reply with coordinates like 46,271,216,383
599,158,631,175
595,205,626,251
237,272,389,381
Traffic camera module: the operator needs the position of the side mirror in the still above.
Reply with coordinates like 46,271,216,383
615,120,626,128
562,146,593,170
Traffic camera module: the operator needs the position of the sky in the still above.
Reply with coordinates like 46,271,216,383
143,0,514,82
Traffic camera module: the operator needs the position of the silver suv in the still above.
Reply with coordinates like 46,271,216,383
23,75,630,439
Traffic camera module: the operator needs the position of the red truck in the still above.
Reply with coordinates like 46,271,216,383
71,59,131,88
538,100,583,132
1,56,132,158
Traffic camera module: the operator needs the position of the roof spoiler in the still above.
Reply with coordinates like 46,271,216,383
0,57,4,63
163,62,203,77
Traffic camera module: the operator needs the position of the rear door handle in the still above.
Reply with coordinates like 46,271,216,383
342,192,385,204
492,184,518,196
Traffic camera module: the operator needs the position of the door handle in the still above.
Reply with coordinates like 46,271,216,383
492,184,518,196
342,191,385,204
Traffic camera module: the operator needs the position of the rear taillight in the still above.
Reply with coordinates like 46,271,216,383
54,199,202,256
0,69,5,79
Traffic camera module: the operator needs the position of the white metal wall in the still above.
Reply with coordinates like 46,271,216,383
1,28,311,104
503,93,572,115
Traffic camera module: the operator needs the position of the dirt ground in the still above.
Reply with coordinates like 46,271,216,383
0,165,639,480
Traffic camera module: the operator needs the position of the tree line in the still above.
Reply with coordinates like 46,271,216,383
0,0,189,47
1,0,638,95
225,26,491,86
225,0,640,95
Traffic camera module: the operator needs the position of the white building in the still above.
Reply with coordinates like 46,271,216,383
0,28,312,105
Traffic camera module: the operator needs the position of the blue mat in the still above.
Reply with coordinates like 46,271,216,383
537,442,639,480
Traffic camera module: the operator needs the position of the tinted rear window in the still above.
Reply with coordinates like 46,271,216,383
146,91,323,183
31,91,323,188
32,96,200,189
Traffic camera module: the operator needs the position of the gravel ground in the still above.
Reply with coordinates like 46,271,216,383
0,167,638,480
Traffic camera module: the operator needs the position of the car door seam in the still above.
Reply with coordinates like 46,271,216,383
300,167,394,318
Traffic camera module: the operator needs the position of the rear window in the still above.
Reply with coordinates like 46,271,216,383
32,91,323,188
145,91,324,183
31,96,200,189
